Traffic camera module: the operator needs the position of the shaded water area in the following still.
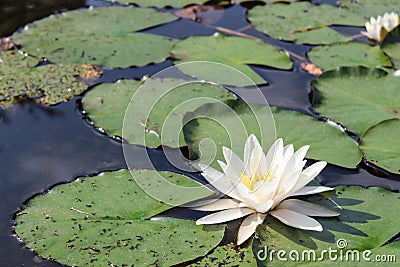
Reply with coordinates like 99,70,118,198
1,0,400,266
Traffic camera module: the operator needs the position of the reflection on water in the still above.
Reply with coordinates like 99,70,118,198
0,0,85,36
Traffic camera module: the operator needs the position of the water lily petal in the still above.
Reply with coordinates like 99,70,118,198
275,144,294,178
244,134,260,175
249,146,264,179
199,164,241,200
290,186,334,197
254,199,274,213
190,198,240,211
271,170,302,206
222,146,245,180
253,176,280,202
196,207,255,225
277,199,340,217
293,145,309,165
288,161,327,195
237,213,266,245
265,138,283,174
270,209,323,231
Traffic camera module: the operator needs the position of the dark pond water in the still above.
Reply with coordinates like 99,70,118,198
1,0,400,266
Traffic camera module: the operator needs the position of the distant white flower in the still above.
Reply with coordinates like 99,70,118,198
193,135,339,245
382,12,399,32
361,15,384,42
361,12,399,43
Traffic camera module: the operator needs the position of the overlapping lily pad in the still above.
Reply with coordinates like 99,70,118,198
170,34,292,86
313,66,400,136
248,2,364,45
15,169,224,266
183,100,362,169
82,79,236,147
360,119,400,174
308,43,392,70
253,186,400,266
12,7,178,67
340,0,400,19
0,50,99,106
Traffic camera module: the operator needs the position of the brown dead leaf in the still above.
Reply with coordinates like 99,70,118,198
77,64,103,84
173,5,224,25
300,62,323,76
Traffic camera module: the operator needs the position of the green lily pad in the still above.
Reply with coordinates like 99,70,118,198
183,100,361,169
82,79,236,147
340,0,400,20
360,119,400,174
170,35,292,86
15,169,224,267
12,6,178,67
313,66,400,136
248,2,364,45
0,50,98,107
308,43,392,71
382,26,400,69
191,243,257,266
253,186,400,266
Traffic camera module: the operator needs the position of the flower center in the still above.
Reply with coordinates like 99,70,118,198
240,169,272,191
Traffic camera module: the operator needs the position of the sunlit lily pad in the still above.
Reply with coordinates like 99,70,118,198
0,50,99,106
253,186,400,266
170,34,292,86
340,0,400,19
313,66,400,135
360,119,400,174
12,6,178,67
183,100,361,169
82,79,236,147
15,169,224,266
308,43,392,70
248,2,364,45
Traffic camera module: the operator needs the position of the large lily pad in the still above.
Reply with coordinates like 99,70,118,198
170,34,292,86
360,119,400,174
340,0,400,20
0,50,99,106
308,43,392,71
183,100,362,169
15,169,224,267
12,6,178,67
253,186,400,266
82,79,237,147
313,66,400,136
248,2,364,45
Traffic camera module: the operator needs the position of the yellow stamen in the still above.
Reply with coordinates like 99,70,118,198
240,169,273,191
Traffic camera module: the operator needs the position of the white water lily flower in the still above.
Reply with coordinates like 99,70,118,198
361,15,384,42
382,12,399,32
193,134,339,245
361,12,399,43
